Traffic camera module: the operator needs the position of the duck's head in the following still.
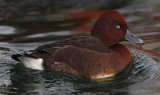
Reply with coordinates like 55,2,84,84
91,10,143,46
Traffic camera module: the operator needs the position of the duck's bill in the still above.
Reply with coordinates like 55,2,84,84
124,30,144,43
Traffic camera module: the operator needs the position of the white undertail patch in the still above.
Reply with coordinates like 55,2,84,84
18,57,44,70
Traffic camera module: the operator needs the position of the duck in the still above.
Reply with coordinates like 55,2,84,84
11,10,144,79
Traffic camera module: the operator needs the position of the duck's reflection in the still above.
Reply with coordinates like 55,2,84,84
9,64,45,94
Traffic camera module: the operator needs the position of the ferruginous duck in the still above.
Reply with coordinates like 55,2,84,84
11,10,143,79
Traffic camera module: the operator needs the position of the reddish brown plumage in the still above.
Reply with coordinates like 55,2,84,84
52,43,131,78
91,10,128,46
12,10,133,79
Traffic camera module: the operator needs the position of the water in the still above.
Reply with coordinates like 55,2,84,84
0,0,160,95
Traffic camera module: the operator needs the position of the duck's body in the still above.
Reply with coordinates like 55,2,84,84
11,10,143,79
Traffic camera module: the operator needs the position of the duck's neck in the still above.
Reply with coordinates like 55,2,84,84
111,44,131,63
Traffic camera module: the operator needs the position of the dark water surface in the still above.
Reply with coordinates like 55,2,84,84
0,0,160,95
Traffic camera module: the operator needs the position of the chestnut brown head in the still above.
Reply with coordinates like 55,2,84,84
91,10,128,46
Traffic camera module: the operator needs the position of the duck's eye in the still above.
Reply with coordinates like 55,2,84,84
116,25,121,29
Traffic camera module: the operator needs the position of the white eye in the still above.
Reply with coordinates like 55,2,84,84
116,25,121,29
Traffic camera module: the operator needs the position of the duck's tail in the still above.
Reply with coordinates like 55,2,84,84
11,54,44,70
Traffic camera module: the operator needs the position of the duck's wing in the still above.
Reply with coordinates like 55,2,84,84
33,36,110,54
